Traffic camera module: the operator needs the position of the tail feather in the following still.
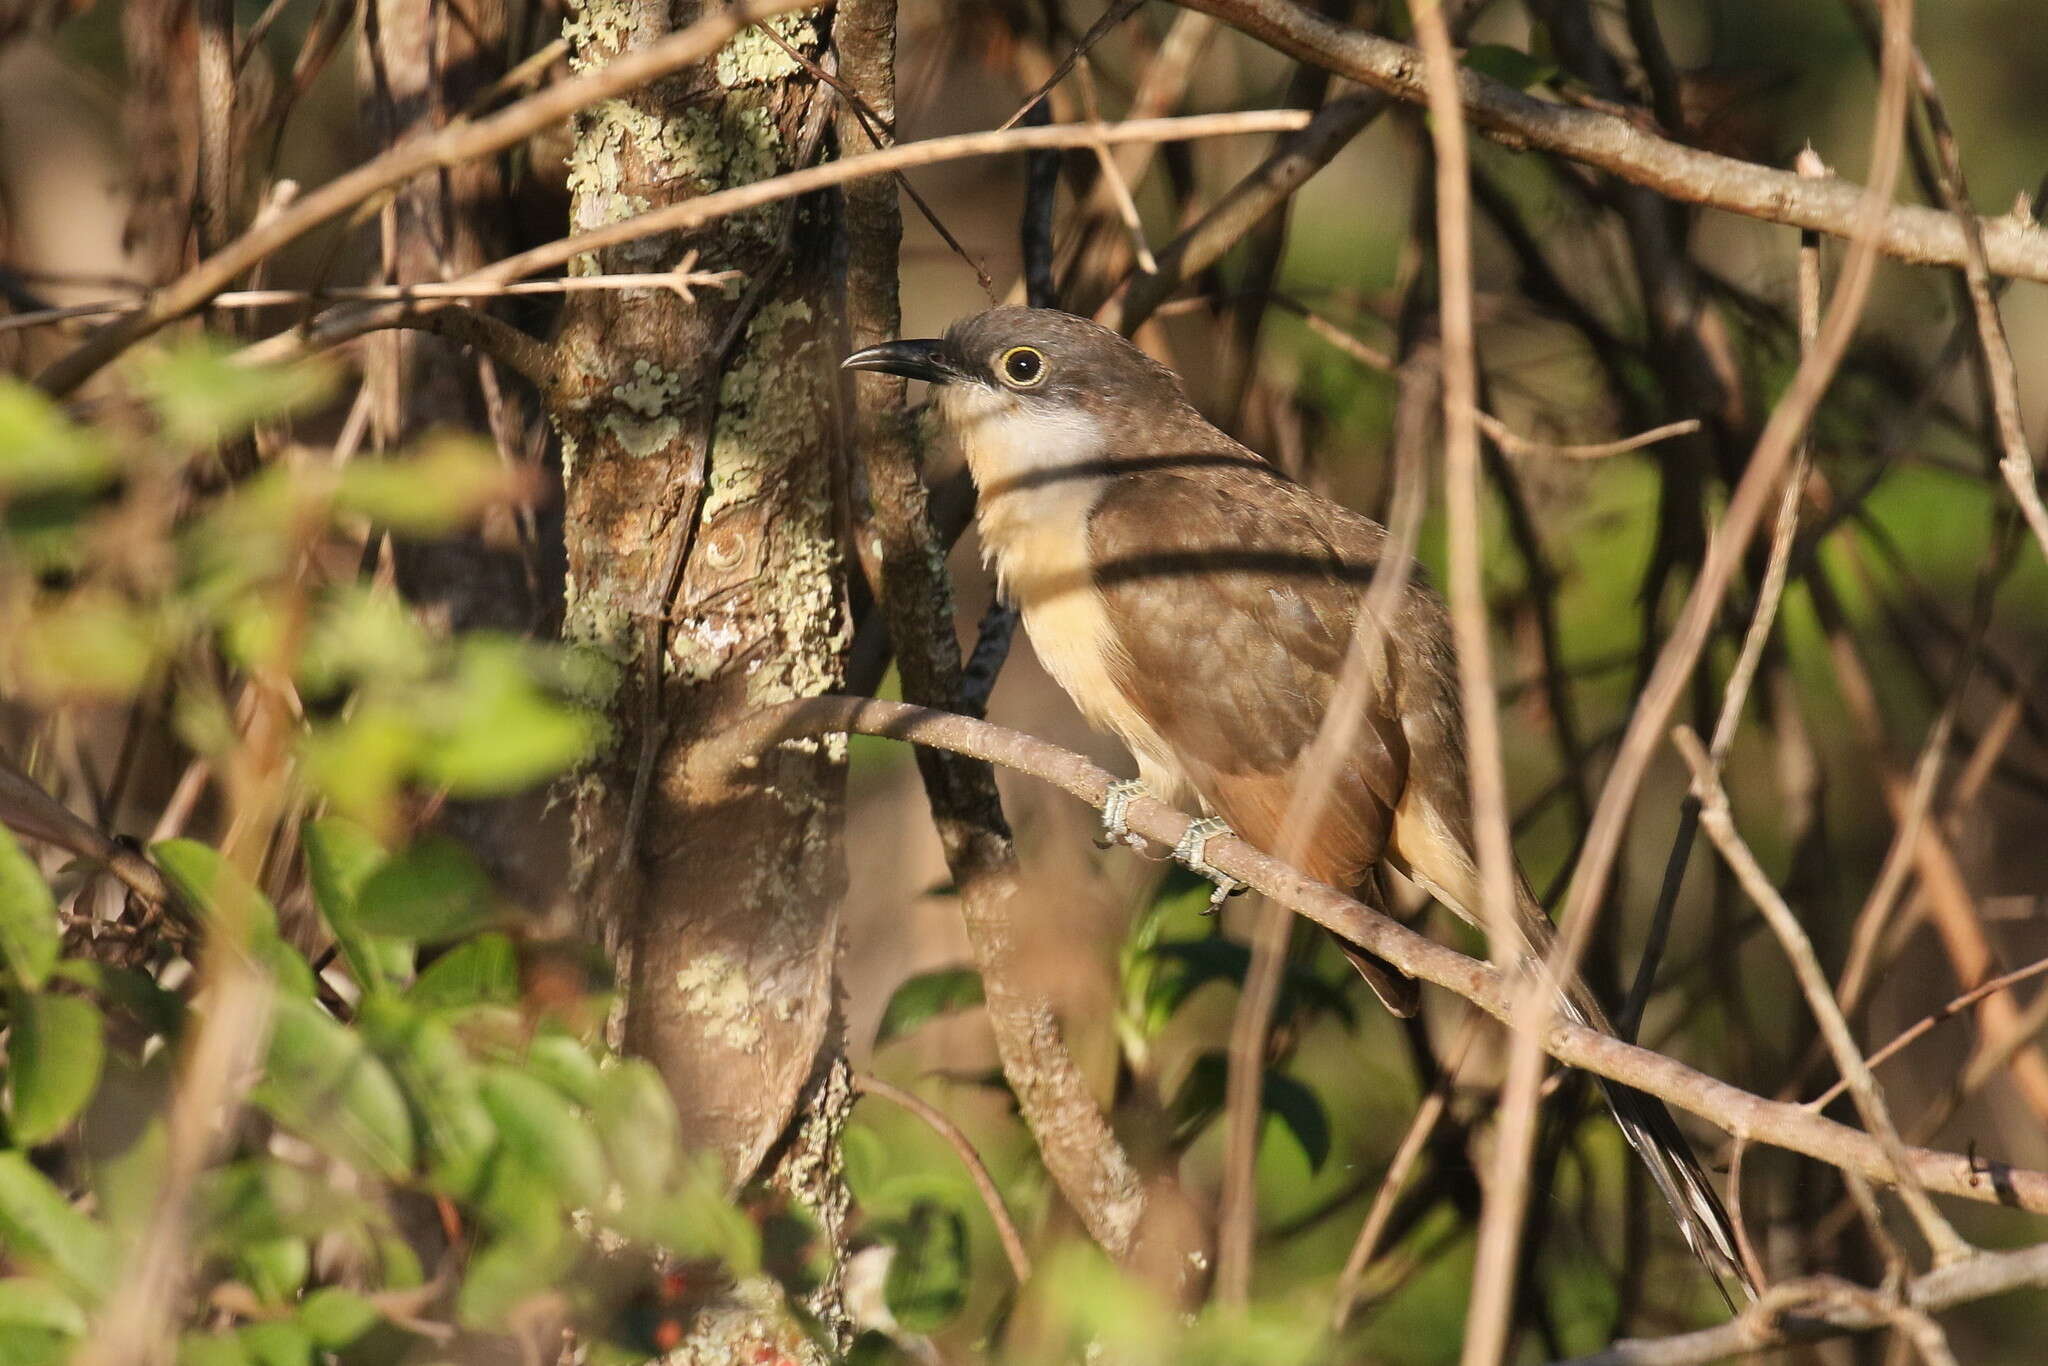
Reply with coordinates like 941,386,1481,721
1551,990,1754,1306
1392,815,1755,1301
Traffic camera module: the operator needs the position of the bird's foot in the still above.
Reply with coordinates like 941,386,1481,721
1174,817,1246,914
1096,779,1150,850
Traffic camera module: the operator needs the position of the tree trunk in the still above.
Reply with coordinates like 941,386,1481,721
548,0,851,1351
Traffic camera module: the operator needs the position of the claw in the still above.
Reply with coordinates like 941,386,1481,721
1097,778,1149,850
1173,816,1245,913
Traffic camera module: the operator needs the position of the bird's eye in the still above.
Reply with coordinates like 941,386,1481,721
999,345,1047,388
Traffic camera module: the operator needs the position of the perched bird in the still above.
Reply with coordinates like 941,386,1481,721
844,306,1751,1300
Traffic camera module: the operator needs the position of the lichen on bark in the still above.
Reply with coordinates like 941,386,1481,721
547,0,851,1352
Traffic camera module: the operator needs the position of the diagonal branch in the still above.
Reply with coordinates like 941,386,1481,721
34,0,824,396
697,696,2048,1218
1675,727,1972,1266
834,0,1151,1268
1168,0,2048,280
1554,1240,2048,1366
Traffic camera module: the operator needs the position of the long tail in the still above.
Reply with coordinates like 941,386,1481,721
1517,890,1755,1306
1551,983,1754,1306
1389,805,1754,1302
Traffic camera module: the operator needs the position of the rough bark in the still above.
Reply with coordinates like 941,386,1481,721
119,0,201,283
832,0,1213,1292
548,0,850,1348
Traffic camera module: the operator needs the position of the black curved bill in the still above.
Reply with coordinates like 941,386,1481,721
841,338,955,384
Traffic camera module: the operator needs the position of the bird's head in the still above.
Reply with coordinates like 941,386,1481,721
841,307,1201,490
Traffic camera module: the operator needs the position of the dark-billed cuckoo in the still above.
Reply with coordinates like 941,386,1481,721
844,306,1750,1299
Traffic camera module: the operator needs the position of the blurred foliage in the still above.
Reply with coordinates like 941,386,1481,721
6,0,2048,1361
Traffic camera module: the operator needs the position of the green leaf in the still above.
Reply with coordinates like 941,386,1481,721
300,708,417,836
0,378,113,496
297,1288,380,1349
236,1319,316,1366
1260,1072,1332,1173
0,1152,116,1302
592,1060,678,1199
1166,1052,1332,1171
520,1031,605,1108
334,436,521,536
873,966,984,1047
408,933,519,1012
150,841,313,995
233,1235,309,1307
136,342,333,447
879,1202,970,1334
0,827,60,990
0,1278,87,1338
1463,43,1558,90
80,1052,171,1233
302,818,408,994
1143,940,1354,1033
478,1065,607,1209
177,1333,252,1366
150,839,280,942
456,1220,576,1329
0,1329,74,1366
14,594,161,702
421,639,605,795
360,998,496,1197
253,995,416,1179
352,838,496,944
7,991,105,1145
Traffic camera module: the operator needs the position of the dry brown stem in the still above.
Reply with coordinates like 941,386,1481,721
700,696,2048,1218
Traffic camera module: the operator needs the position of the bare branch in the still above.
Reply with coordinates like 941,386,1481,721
854,1075,1032,1284
1168,0,2048,281
1414,1,1537,1357
1675,726,1973,1265
697,696,2048,1218
1472,413,1702,462
1554,1241,2048,1366
34,0,824,395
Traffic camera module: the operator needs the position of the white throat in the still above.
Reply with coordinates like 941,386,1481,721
935,383,1113,602
933,382,1184,792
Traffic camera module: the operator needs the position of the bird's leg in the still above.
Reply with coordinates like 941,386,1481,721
1096,778,1150,850
1174,817,1246,913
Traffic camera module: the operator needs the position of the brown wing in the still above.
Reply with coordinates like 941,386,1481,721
1087,457,1413,891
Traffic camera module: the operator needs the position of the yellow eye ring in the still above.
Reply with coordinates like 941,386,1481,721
998,345,1048,388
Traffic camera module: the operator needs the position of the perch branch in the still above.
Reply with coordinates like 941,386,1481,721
1554,1240,2048,1365
1168,0,2048,281
696,696,2048,1218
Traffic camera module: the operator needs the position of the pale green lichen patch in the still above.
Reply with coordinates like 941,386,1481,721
561,0,632,72
674,952,762,1050
702,298,822,520
617,358,683,416
716,14,816,88
604,412,683,460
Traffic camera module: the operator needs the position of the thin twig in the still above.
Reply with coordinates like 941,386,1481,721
1675,726,1973,1266
1412,5,1537,1359
854,1075,1033,1284
0,268,742,334
1550,1240,2048,1365
1472,413,1702,462
1329,1014,1481,1331
701,695,2048,1217
35,0,824,395
1172,0,2048,280
1811,955,2048,1111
